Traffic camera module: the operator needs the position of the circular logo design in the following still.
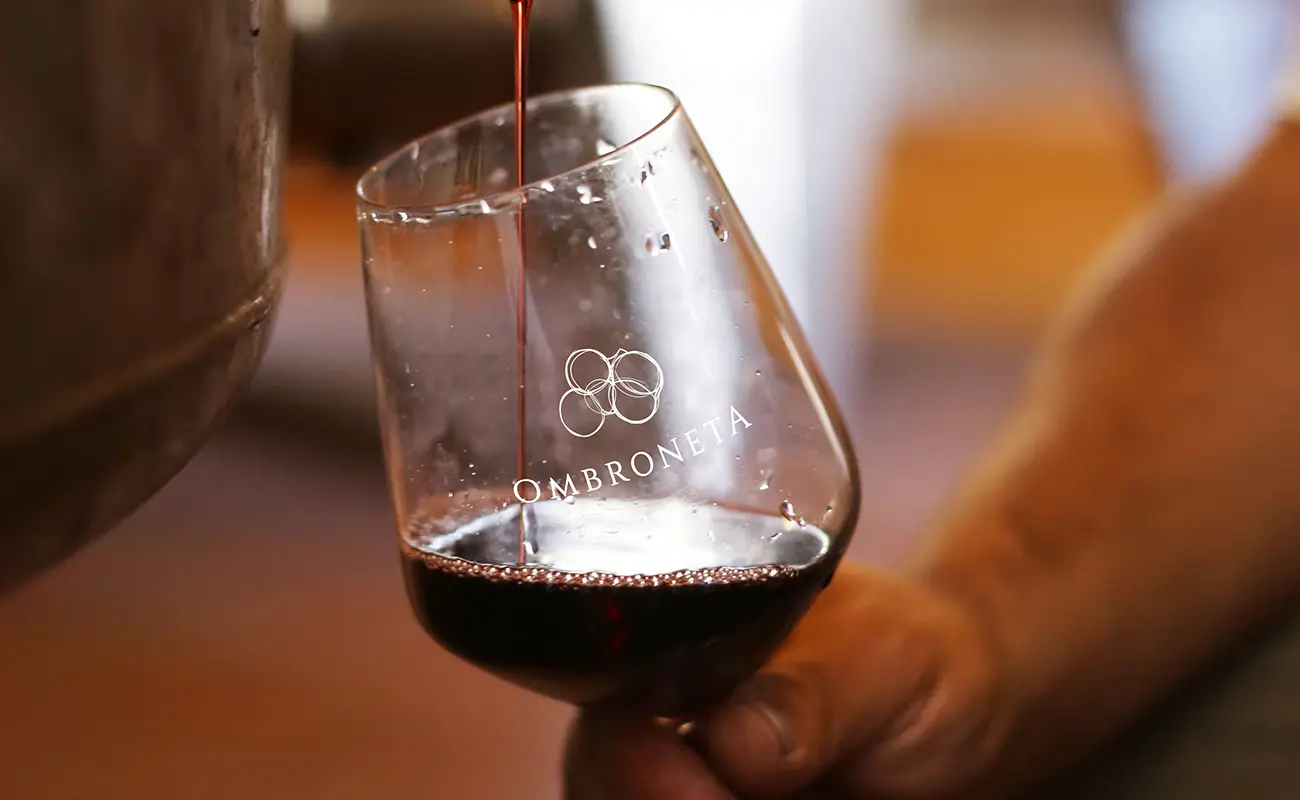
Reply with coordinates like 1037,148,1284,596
558,348,664,438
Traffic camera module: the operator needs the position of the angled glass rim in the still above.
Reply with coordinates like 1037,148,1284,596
355,82,684,217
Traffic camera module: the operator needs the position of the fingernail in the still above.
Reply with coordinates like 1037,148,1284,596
738,699,798,757
729,676,802,761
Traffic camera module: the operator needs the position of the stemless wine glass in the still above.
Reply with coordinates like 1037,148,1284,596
357,84,859,717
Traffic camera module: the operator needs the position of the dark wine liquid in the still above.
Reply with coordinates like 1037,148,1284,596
401,500,841,715
510,0,533,565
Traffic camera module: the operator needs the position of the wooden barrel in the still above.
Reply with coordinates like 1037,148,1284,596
0,1,290,593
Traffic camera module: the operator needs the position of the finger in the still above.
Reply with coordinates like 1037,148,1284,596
564,708,735,800
692,564,1005,798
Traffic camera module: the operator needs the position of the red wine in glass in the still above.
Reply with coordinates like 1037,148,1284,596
401,499,842,715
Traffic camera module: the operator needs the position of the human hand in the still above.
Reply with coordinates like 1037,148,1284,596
563,563,1017,799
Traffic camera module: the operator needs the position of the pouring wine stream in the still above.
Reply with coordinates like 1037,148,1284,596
511,0,533,566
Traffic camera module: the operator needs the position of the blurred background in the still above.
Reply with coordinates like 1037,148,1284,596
2,0,1295,797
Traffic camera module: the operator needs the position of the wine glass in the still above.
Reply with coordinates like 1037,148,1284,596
357,84,859,718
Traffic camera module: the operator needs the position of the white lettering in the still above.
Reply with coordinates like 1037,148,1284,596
630,451,654,477
513,479,542,504
702,416,724,444
658,438,685,468
730,405,753,434
524,408,754,502
549,474,579,500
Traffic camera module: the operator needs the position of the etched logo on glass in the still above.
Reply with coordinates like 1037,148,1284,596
558,348,664,438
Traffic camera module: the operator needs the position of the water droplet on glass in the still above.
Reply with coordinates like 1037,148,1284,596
645,232,672,255
758,470,772,491
396,210,410,223
755,369,763,377
779,498,798,522
577,184,598,204
540,180,556,193
708,206,729,242
563,494,577,505
596,137,616,156
587,236,597,250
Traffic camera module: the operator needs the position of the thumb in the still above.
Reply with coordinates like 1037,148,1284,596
690,565,1007,799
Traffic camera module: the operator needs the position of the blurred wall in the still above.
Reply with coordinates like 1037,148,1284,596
595,0,908,405
251,0,1299,433
1123,0,1291,183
